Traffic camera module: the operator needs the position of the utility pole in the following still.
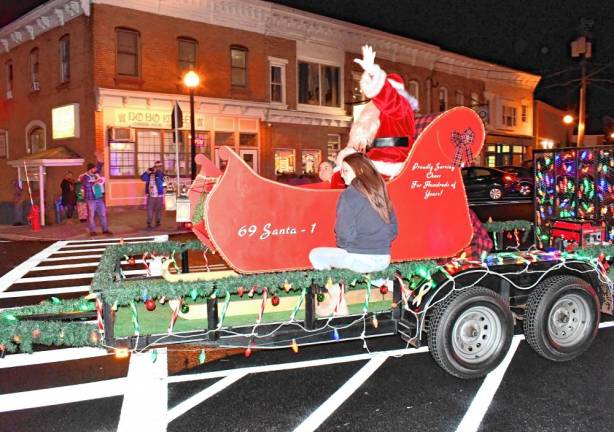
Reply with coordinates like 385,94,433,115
571,19,593,147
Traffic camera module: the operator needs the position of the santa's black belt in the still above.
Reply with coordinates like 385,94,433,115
371,137,409,148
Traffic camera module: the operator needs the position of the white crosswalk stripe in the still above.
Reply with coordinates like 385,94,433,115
0,235,168,309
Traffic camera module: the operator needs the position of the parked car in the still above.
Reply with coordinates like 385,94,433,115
461,166,519,200
499,165,534,197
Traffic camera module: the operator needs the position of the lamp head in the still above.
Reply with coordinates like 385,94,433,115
183,71,200,88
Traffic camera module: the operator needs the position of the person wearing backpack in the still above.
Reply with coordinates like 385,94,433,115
79,152,111,236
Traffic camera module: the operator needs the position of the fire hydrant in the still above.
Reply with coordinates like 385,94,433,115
27,204,41,232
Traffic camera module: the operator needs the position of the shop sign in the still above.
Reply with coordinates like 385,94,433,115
113,108,206,130
52,103,80,139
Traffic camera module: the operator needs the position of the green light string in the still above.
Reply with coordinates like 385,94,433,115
216,291,231,330
290,287,307,321
363,275,371,313
129,300,140,336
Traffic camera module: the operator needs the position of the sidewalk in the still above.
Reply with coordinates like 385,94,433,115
0,207,191,241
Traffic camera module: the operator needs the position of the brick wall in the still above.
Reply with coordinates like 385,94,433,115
0,15,96,219
92,4,296,103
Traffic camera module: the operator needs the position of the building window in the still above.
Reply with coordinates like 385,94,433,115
502,105,517,127
408,80,420,107
521,104,528,123
109,141,136,177
298,61,341,107
30,48,40,90
215,131,235,147
275,149,295,174
230,46,247,87
0,130,7,158
59,35,70,83
455,90,464,107
470,92,479,108
110,130,209,178
438,87,448,112
485,144,526,167
164,131,193,176
239,132,257,147
269,58,287,104
116,28,140,77
302,150,321,174
28,127,45,154
136,130,162,173
351,71,367,103
178,38,197,72
327,134,341,162
5,61,13,98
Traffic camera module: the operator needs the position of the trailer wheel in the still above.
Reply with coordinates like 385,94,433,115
428,286,513,379
523,275,600,362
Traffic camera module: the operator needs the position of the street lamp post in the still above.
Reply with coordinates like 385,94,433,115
183,71,200,180
563,114,574,146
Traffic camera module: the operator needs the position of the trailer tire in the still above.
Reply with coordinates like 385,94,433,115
523,275,600,362
428,286,513,379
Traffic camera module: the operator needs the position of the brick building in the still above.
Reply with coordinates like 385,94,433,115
0,0,541,223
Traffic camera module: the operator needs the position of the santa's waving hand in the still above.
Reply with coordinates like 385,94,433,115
349,44,418,180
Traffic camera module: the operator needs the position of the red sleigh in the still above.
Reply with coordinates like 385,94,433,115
188,107,484,274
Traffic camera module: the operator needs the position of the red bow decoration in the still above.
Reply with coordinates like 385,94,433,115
451,128,475,167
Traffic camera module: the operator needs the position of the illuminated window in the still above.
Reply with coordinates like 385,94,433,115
302,150,321,174
275,149,295,174
239,133,257,147
109,141,136,177
327,134,341,161
521,104,528,122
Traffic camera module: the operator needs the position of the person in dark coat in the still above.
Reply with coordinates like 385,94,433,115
60,171,77,219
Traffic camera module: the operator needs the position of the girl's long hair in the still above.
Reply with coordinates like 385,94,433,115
342,152,393,224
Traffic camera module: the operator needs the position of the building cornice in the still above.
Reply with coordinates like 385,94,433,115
90,0,539,90
0,0,89,53
97,87,352,127
1,0,540,90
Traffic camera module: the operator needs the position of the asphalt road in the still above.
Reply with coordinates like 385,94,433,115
6,201,606,432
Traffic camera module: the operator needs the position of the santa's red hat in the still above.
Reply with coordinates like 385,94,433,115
386,73,419,111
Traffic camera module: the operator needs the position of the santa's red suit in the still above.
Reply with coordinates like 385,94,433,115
329,65,417,187
363,69,416,178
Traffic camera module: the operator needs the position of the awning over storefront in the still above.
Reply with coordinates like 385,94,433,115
8,146,84,226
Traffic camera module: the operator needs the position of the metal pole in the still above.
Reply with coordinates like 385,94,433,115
39,165,45,226
173,101,180,193
190,89,196,181
577,59,587,147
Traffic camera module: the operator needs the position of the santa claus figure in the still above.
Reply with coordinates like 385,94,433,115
333,45,418,184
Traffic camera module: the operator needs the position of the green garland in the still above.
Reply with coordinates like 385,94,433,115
93,241,439,305
483,220,533,233
1,298,95,320
0,321,100,353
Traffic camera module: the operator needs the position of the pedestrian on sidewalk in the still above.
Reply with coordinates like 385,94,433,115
141,160,165,229
11,180,24,226
79,151,112,236
60,171,77,220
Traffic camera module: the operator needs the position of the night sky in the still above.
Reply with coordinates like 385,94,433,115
2,0,613,133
